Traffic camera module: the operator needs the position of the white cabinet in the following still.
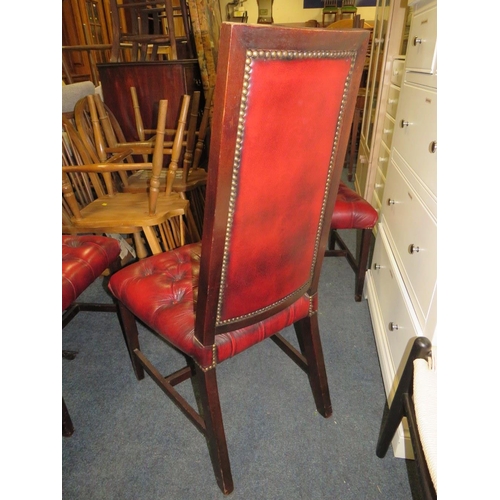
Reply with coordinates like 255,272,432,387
365,0,437,459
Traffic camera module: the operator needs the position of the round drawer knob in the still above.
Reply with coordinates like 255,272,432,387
387,198,396,206
409,244,420,254
400,120,410,128
389,322,399,331
413,36,422,45
430,140,437,153
373,263,381,270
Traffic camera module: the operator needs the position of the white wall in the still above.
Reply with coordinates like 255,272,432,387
220,1,375,25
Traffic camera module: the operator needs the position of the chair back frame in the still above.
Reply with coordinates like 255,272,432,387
195,23,369,346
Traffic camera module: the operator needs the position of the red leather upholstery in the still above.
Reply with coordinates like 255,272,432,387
331,182,378,230
62,235,121,311
109,242,312,370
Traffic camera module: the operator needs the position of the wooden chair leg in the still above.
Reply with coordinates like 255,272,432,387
193,366,234,495
355,228,373,302
294,315,332,418
133,232,149,259
117,301,145,381
62,397,74,437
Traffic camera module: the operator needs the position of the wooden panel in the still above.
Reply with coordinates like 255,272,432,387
97,60,202,141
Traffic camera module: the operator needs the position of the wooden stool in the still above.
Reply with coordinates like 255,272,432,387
325,182,378,301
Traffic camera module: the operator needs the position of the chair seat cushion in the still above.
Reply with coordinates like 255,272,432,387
331,182,378,230
108,242,312,370
62,235,121,311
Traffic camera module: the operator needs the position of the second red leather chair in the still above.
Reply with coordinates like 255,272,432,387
62,235,122,436
325,182,378,301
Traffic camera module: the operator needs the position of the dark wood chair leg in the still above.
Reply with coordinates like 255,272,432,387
294,315,332,418
62,397,74,437
354,228,373,302
117,301,145,381
194,366,234,495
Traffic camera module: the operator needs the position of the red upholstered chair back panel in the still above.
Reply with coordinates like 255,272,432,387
223,58,350,322
197,24,369,339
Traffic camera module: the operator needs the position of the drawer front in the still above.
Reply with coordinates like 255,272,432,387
382,164,437,324
381,114,395,150
391,58,405,87
392,83,437,195
386,85,400,119
371,229,418,371
405,4,437,74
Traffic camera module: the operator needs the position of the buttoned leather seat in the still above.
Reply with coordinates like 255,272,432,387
326,182,378,301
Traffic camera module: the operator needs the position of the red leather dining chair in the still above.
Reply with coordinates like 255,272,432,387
108,23,369,494
325,182,378,301
62,234,122,436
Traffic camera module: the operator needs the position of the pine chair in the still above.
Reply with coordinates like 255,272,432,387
108,23,369,494
75,92,206,241
125,86,215,234
62,234,122,436
376,336,437,500
74,93,201,242
63,99,192,258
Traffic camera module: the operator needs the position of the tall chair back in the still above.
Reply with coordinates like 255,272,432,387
197,24,368,342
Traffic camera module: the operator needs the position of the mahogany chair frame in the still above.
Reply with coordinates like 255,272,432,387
109,23,369,494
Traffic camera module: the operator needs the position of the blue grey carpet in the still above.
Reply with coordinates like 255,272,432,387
62,228,422,499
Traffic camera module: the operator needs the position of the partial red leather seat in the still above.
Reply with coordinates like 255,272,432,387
326,182,378,301
62,235,121,312
62,235,121,437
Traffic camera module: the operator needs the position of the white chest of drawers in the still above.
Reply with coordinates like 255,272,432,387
372,57,405,224
365,0,437,459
